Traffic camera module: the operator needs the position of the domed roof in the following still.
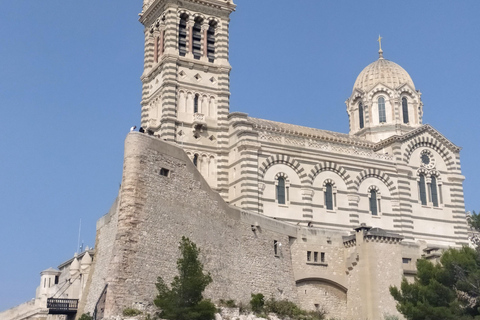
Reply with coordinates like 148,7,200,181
353,55,415,93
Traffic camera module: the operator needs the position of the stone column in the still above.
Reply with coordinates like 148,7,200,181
187,20,194,59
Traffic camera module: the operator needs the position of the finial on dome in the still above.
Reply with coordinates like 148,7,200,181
377,35,383,59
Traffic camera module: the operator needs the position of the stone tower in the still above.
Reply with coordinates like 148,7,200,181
139,0,236,197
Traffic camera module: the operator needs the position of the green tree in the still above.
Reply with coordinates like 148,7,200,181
390,246,480,320
154,236,216,320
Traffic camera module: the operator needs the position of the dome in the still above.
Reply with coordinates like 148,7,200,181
353,56,415,93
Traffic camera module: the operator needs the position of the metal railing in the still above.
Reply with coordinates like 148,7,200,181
47,298,78,314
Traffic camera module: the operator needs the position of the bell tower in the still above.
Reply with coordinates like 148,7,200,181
139,0,235,196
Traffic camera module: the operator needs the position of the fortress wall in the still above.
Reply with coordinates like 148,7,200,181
99,133,299,317
80,198,120,315
289,228,349,318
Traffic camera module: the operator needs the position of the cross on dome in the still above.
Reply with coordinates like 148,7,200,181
377,35,384,59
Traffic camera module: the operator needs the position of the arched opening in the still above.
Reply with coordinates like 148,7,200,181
431,175,439,207
277,177,286,205
192,17,203,60
418,174,427,206
193,154,198,167
207,21,217,63
194,94,199,113
378,97,386,123
369,189,378,215
402,97,409,124
325,183,333,210
358,102,364,129
178,14,188,56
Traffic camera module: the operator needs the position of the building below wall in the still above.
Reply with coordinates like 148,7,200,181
0,249,93,320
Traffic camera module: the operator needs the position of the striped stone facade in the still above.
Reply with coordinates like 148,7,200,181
139,0,468,250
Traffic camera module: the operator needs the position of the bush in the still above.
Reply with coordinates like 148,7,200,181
123,308,143,317
78,313,93,320
250,295,325,320
250,293,265,313
219,299,237,308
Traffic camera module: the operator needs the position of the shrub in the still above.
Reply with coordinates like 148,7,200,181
219,299,237,308
123,308,143,317
78,313,93,320
250,293,265,313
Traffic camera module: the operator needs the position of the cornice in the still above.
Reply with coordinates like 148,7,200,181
373,124,461,153
249,118,376,149
140,0,236,25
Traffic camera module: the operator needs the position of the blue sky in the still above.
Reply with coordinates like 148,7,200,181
1,0,480,311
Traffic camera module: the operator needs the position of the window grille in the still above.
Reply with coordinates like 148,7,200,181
192,21,202,60
207,23,215,63
178,17,187,57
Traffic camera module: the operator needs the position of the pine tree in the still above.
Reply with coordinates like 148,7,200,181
154,237,216,320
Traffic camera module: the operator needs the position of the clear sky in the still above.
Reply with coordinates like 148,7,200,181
1,0,479,311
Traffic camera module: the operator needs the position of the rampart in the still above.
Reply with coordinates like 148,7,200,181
80,133,300,318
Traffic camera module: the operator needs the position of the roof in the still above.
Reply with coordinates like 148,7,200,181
353,57,415,93
249,117,375,148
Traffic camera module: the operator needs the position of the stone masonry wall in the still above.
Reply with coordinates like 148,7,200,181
90,133,299,318
80,198,119,315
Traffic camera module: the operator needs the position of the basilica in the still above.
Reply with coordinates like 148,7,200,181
139,0,467,247
0,1,469,320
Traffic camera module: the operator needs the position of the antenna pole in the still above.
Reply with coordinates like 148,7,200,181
77,219,82,253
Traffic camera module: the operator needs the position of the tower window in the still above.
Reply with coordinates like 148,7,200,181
194,94,199,113
418,174,427,205
359,102,364,129
178,15,187,57
192,19,202,60
431,175,439,207
325,183,333,210
307,251,311,261
277,177,286,205
402,97,409,124
207,21,216,63
378,97,386,123
193,154,198,167
154,36,159,63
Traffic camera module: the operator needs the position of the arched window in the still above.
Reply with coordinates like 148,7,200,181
207,21,216,63
325,183,333,210
277,177,286,205
194,94,199,113
402,97,409,124
359,103,364,129
431,175,439,207
378,97,386,123
193,154,198,167
418,174,427,206
369,189,378,215
178,15,188,57
192,18,202,60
